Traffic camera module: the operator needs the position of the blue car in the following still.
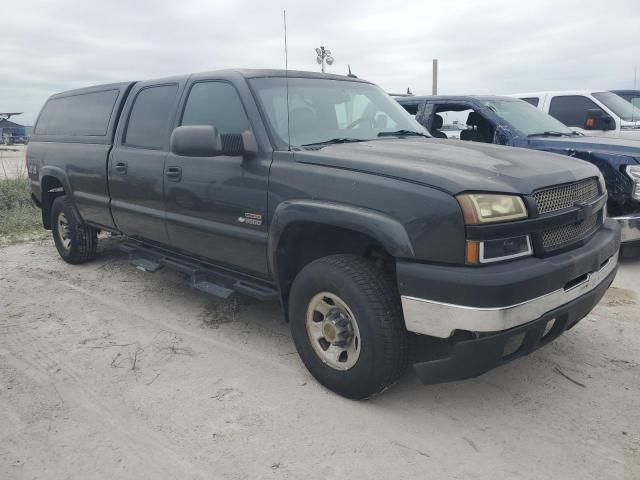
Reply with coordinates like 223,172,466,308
396,95,640,251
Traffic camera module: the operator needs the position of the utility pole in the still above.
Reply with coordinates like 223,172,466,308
432,59,438,95
315,46,334,73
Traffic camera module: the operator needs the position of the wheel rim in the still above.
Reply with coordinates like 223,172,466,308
305,292,361,371
57,211,72,250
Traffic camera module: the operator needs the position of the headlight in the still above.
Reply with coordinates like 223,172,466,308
625,165,640,201
458,193,531,264
457,193,528,224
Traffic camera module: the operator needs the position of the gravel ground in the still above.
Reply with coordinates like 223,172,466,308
1,237,638,480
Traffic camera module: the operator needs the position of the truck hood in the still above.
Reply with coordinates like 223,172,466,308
524,135,640,160
293,138,599,195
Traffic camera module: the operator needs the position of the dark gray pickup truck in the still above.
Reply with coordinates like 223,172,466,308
28,69,621,398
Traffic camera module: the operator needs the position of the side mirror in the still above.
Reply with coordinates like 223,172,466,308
585,109,615,131
169,125,222,157
493,125,510,145
171,125,258,157
170,125,222,157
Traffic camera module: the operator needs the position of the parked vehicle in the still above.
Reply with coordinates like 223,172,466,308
509,91,640,141
28,70,620,398
395,95,640,251
0,126,28,145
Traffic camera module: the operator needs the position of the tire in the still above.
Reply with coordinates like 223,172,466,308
50,195,97,264
288,254,408,399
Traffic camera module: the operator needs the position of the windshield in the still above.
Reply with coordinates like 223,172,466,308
249,77,427,148
593,91,639,122
481,99,574,136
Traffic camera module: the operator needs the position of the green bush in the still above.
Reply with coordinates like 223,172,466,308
0,178,46,244
0,178,31,209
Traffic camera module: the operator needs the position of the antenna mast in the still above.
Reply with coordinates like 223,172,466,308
284,10,291,151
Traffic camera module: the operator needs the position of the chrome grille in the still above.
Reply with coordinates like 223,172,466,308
533,178,599,214
542,213,599,249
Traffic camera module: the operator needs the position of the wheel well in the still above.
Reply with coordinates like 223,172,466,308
41,176,65,229
275,222,394,308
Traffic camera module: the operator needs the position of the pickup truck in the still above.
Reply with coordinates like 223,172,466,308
395,95,640,252
509,90,640,141
28,70,620,399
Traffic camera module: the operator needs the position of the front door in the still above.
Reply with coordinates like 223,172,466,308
109,83,180,244
164,80,270,276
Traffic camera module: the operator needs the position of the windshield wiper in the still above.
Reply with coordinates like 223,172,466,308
377,129,430,138
301,138,366,148
527,131,572,137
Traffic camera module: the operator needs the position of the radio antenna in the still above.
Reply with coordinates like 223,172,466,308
283,10,291,151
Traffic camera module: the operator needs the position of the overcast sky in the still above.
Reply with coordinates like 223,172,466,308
2,0,638,124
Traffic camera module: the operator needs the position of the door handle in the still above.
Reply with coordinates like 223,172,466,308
165,166,182,182
114,161,128,175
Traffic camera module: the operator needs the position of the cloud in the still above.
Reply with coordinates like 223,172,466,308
1,0,638,124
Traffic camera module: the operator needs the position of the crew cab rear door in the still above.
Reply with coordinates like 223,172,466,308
163,76,271,276
108,79,186,243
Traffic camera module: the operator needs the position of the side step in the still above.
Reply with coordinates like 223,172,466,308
119,241,278,301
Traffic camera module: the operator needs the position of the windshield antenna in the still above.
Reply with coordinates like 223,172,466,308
634,67,638,122
283,10,291,151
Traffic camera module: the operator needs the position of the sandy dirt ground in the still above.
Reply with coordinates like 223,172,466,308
1,237,639,480
0,146,26,179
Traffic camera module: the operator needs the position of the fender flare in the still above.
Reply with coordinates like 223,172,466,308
268,199,415,279
38,166,82,221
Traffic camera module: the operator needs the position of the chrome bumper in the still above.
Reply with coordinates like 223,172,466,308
401,252,618,338
613,212,640,243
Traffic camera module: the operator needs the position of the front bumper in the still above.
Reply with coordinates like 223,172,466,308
397,220,620,385
398,220,620,338
612,211,640,243
401,251,617,338
412,266,616,384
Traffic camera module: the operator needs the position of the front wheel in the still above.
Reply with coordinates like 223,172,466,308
288,254,408,399
51,195,97,264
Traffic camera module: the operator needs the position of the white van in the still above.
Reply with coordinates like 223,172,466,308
509,91,640,141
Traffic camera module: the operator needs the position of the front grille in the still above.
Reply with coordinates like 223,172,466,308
542,212,599,249
533,178,599,215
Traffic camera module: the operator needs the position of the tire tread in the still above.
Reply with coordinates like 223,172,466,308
289,254,408,399
51,195,97,264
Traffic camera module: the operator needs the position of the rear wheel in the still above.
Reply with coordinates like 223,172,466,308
289,254,408,399
51,195,97,264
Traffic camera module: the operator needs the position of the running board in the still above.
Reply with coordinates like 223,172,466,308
119,241,278,301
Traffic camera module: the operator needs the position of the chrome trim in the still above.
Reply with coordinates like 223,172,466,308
401,252,618,338
613,212,640,243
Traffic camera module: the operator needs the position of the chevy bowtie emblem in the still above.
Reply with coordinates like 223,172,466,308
574,201,589,221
